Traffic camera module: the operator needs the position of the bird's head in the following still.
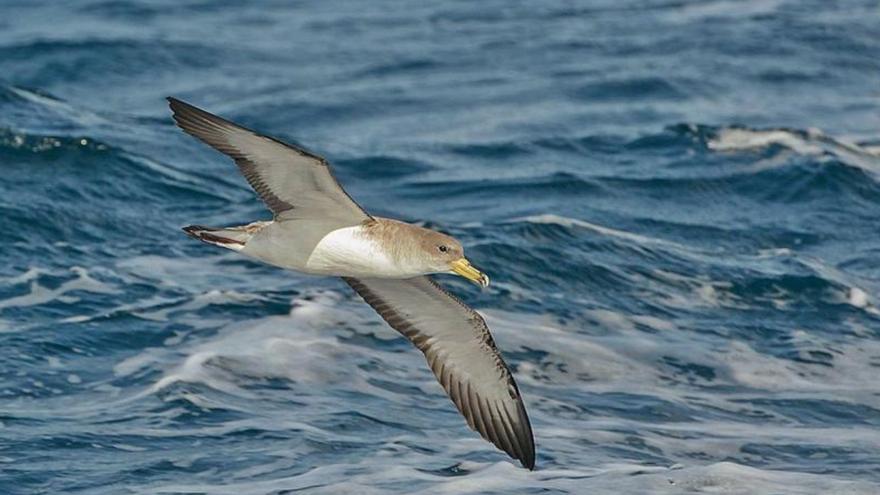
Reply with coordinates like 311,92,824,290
418,230,489,288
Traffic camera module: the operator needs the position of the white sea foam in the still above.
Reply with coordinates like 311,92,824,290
109,277,880,493
139,274,880,402
708,126,880,175
142,290,426,407
0,266,119,311
709,128,826,155
849,287,869,308
116,255,223,287
3,267,49,285
136,460,876,495
477,305,880,487
137,289,263,322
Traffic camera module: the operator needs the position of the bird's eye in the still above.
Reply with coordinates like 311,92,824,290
438,245,448,253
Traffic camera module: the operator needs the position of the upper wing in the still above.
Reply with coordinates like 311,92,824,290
168,97,370,224
343,276,535,469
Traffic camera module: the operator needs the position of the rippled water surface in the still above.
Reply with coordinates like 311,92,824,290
2,1,880,493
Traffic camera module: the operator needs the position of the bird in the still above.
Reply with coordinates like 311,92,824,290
167,97,535,470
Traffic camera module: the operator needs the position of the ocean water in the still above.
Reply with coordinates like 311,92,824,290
2,0,880,493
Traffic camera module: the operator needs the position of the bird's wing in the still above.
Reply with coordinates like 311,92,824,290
343,276,535,469
168,97,370,224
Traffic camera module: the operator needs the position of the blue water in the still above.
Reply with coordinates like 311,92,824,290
2,1,880,493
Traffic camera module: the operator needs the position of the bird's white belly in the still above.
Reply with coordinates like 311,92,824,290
304,226,419,278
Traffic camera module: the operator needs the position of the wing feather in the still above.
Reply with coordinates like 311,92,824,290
168,97,370,224
344,276,535,469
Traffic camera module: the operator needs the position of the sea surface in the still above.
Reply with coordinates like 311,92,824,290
2,1,880,493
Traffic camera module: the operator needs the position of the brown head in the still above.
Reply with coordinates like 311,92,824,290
416,230,490,287
367,218,490,287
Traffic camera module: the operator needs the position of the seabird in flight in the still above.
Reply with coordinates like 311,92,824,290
168,97,535,469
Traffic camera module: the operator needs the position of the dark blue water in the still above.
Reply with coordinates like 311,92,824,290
2,1,880,493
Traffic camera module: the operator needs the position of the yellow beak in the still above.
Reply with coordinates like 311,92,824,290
450,258,490,288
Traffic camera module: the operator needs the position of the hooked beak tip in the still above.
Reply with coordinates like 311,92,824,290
450,258,490,288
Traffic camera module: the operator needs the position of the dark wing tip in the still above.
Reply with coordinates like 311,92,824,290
167,96,198,111
165,96,325,161
166,96,193,115
166,97,239,132
167,97,205,132
512,401,536,470
513,384,536,470
165,97,258,162
505,397,537,470
449,360,535,470
520,417,536,470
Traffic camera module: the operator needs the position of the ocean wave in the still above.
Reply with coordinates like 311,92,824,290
0,85,107,128
104,298,880,493
707,126,879,157
133,461,877,495
526,123,880,176
405,172,602,199
0,39,228,83
706,126,880,177
485,214,879,330
4,0,879,489
571,76,689,102
510,214,684,250
338,154,435,179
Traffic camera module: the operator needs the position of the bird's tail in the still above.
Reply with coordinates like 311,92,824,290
182,221,272,251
